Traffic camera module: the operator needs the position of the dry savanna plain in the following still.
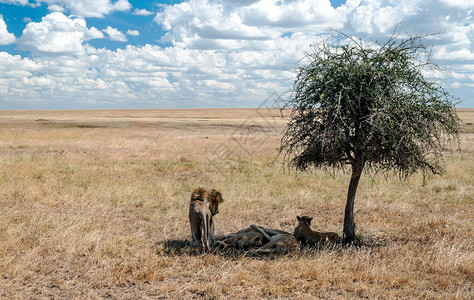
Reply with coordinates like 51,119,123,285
0,108,472,299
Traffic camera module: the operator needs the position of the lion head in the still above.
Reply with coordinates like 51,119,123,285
191,187,224,216
297,215,313,226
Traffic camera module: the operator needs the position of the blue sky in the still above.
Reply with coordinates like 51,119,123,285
0,0,473,109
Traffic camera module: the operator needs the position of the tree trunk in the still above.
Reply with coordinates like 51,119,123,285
343,157,365,245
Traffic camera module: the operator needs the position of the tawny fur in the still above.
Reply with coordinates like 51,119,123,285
189,187,224,252
216,230,264,250
216,225,299,254
249,225,300,255
294,216,340,248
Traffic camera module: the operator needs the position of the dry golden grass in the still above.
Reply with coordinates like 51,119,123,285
0,108,472,299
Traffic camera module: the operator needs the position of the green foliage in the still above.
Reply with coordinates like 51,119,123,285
281,31,461,179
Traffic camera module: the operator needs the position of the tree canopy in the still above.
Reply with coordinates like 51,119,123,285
280,32,461,243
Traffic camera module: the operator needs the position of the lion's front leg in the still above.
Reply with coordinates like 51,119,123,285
190,224,198,247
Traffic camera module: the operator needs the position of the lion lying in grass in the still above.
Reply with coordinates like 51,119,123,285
215,226,265,250
294,215,340,248
216,225,299,254
249,225,299,255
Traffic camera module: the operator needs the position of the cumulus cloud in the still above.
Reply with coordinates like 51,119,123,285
0,0,34,5
3,0,132,18
0,15,16,45
340,0,474,43
132,8,153,16
337,0,424,37
126,29,139,36
17,12,104,55
21,0,132,18
0,46,177,108
439,0,474,9
1,0,473,108
154,0,277,49
242,0,344,29
47,4,65,12
154,0,422,50
103,26,127,42
0,37,305,108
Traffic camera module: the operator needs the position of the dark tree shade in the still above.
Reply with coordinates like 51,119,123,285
280,32,461,244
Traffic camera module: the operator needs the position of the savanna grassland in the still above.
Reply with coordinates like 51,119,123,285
0,108,472,299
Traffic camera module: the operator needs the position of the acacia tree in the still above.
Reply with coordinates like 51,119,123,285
280,32,460,244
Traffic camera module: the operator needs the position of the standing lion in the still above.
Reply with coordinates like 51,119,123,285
189,187,224,252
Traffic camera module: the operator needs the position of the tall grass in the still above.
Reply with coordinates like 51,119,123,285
0,109,472,299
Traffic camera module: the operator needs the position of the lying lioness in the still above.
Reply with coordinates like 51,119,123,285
216,225,299,254
216,229,264,250
294,216,340,248
250,225,299,255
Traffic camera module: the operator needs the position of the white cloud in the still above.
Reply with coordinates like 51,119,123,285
439,0,474,9
242,0,344,30
154,0,415,50
17,12,104,55
33,0,132,18
85,26,105,40
0,0,33,5
154,0,277,49
0,1,131,17
0,39,303,108
103,26,127,42
434,47,474,61
1,0,473,108
126,29,139,36
451,72,465,80
132,8,153,16
74,0,131,17
343,0,422,35
0,15,16,45
48,4,65,12
0,51,140,107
